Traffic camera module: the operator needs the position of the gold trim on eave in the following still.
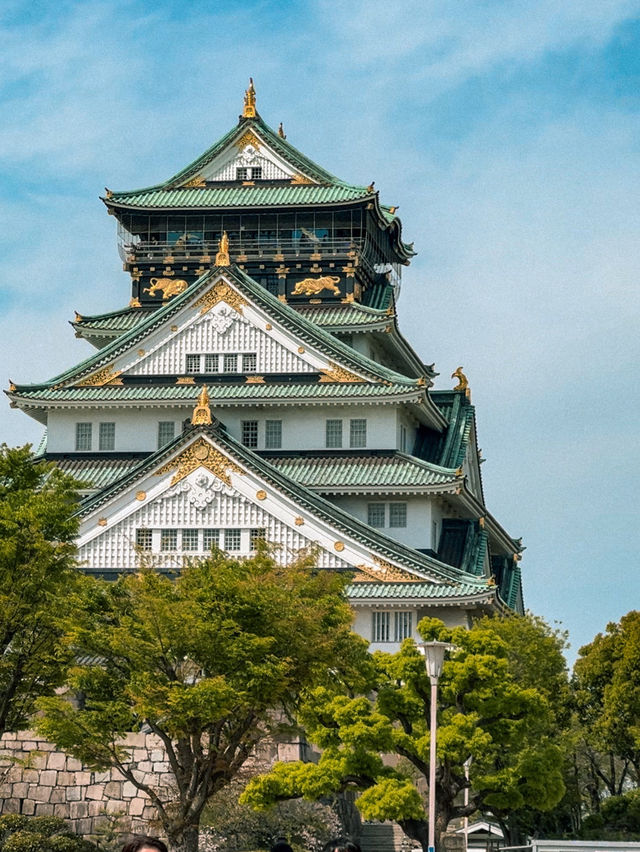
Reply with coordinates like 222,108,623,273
318,362,364,383
77,365,123,387
156,438,242,486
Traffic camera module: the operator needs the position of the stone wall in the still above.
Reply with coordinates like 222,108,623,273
0,730,305,841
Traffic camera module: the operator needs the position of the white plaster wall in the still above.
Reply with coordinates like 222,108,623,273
330,495,434,550
352,604,471,651
47,404,399,454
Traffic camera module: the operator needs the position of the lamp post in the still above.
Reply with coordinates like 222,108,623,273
420,641,454,852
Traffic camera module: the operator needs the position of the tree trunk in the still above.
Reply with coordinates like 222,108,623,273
399,817,429,852
166,822,200,852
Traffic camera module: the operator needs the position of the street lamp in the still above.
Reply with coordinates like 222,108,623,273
420,641,454,852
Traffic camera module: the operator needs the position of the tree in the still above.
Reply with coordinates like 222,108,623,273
572,611,640,811
0,444,82,737
36,550,369,852
242,614,568,851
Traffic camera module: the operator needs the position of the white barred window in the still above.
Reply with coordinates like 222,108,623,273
182,529,199,551
225,529,242,551
243,353,257,372
349,418,367,448
367,504,385,528
394,611,413,641
186,354,200,373
203,529,220,551
250,528,266,550
265,420,282,449
135,529,152,551
158,421,175,448
325,419,342,448
389,503,407,528
161,529,177,552
223,354,238,373
372,611,390,643
204,354,219,373
75,423,92,451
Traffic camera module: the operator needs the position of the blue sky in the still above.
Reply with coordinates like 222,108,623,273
1,0,639,664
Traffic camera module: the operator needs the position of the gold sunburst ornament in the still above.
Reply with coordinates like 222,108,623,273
156,438,242,486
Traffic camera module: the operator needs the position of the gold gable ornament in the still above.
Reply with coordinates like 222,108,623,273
156,438,242,486
191,385,213,426
243,78,257,118
451,366,470,398
215,232,230,266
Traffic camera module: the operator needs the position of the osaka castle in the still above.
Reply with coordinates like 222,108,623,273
7,81,523,647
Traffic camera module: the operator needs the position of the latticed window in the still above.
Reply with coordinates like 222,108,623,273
204,354,219,373
161,529,177,551
367,504,385,528
182,529,199,551
349,418,367,448
223,354,238,373
372,611,390,643
203,529,219,551
265,420,282,449
252,166,262,180
243,353,257,373
389,503,407,528
224,529,241,551
135,529,152,551
75,423,92,451
158,421,175,448
241,421,258,448
325,419,342,448
394,611,413,641
186,354,200,373
236,167,249,180
99,422,115,452
250,528,266,550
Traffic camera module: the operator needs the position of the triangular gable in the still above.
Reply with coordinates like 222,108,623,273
78,426,473,586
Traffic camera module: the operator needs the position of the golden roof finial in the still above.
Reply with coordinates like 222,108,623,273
243,77,257,118
451,366,468,392
191,385,213,426
215,231,230,266
278,122,286,139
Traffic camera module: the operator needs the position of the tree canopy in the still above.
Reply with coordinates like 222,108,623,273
0,444,82,737
36,549,369,852
242,613,569,851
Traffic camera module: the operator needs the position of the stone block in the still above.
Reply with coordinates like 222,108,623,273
152,762,169,773
23,769,39,783
142,806,156,820
2,732,17,741
47,752,67,770
133,748,148,762
104,781,122,798
86,785,104,800
54,804,70,819
88,801,104,816
128,799,145,817
12,782,29,798
57,772,75,786
159,774,175,787
39,770,58,786
122,781,138,798
35,803,54,816
105,800,125,815
17,730,35,741
27,752,48,769
136,761,152,773
22,800,35,815
37,741,55,751
93,771,110,783
3,799,20,814
33,786,52,802
0,784,11,798
150,750,164,762
66,787,81,802
75,771,92,785
124,733,146,748
78,819,94,836
50,788,66,804
70,802,89,819
142,773,157,787
66,757,83,771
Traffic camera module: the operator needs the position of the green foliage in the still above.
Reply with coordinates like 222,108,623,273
36,549,368,852
2,832,48,852
582,789,640,838
243,613,569,850
0,814,97,852
0,444,83,736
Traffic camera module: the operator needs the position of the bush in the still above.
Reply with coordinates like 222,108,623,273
3,832,48,852
20,820,67,839
0,818,29,846
0,816,98,852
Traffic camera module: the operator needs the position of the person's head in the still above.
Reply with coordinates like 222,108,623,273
121,836,168,852
323,838,361,852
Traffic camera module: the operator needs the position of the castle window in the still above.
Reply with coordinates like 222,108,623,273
75,423,92,451
135,529,152,551
265,420,282,449
251,166,262,180
236,167,248,180
182,529,199,551
223,354,238,373
236,166,262,180
367,504,385,528
325,419,342,448
186,354,200,373
372,611,390,643
241,420,258,448
349,418,367,448
161,529,177,551
250,528,266,550
158,421,175,448
203,529,220,551
389,503,407,528
205,354,219,373
394,611,413,641
243,353,257,373
99,422,115,452
225,529,241,551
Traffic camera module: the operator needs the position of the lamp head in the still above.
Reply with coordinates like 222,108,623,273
419,640,455,681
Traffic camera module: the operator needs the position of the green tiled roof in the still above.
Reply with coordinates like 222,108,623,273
345,581,493,600
53,457,144,489
74,307,153,334
266,453,458,491
296,303,390,328
16,381,419,404
11,266,432,402
108,184,371,210
78,422,485,588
